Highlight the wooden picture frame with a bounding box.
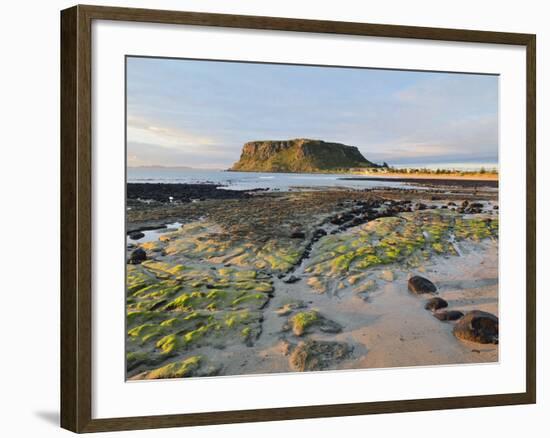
[60,4,536,433]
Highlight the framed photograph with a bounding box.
[60,5,536,433]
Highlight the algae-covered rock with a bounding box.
[126,256,273,376]
[140,356,220,379]
[453,310,499,344]
[307,277,326,293]
[289,340,352,371]
[126,350,173,372]
[157,220,305,274]
[140,240,165,253]
[286,310,342,336]
[304,210,497,286]
[126,265,154,293]
[289,310,318,336]
[276,300,306,317]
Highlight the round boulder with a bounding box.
[313,229,327,239]
[433,310,464,321]
[129,247,147,264]
[453,310,498,344]
[425,297,448,311]
[408,275,437,294]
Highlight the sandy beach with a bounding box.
[125,179,498,379]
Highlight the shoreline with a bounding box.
[339,176,498,188]
[223,168,498,178]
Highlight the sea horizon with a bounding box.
[128,161,499,172]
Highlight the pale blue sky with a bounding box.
[126,56,498,169]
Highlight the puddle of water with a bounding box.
[127,222,182,245]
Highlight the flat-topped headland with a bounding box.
[229,138,382,173]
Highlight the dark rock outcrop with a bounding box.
[127,183,250,203]
[312,229,327,241]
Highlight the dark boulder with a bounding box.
[330,213,354,225]
[425,297,448,311]
[433,310,464,321]
[283,275,301,284]
[453,310,499,344]
[408,275,437,294]
[128,231,145,240]
[129,248,147,264]
[349,217,366,227]
[466,203,483,214]
[312,229,327,240]
[290,230,306,239]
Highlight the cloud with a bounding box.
[127,141,235,168]
[126,115,243,167]
[126,58,498,167]
[349,76,498,164]
[127,115,217,150]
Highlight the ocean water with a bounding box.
[127,167,418,191]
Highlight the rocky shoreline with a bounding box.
[126,182,499,379]
[128,182,251,203]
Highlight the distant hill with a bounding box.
[130,165,195,170]
[230,138,380,173]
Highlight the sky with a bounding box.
[126,56,498,169]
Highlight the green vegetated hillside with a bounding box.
[230,138,380,173]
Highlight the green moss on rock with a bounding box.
[305,210,498,286]
[291,311,320,336]
[141,356,220,379]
